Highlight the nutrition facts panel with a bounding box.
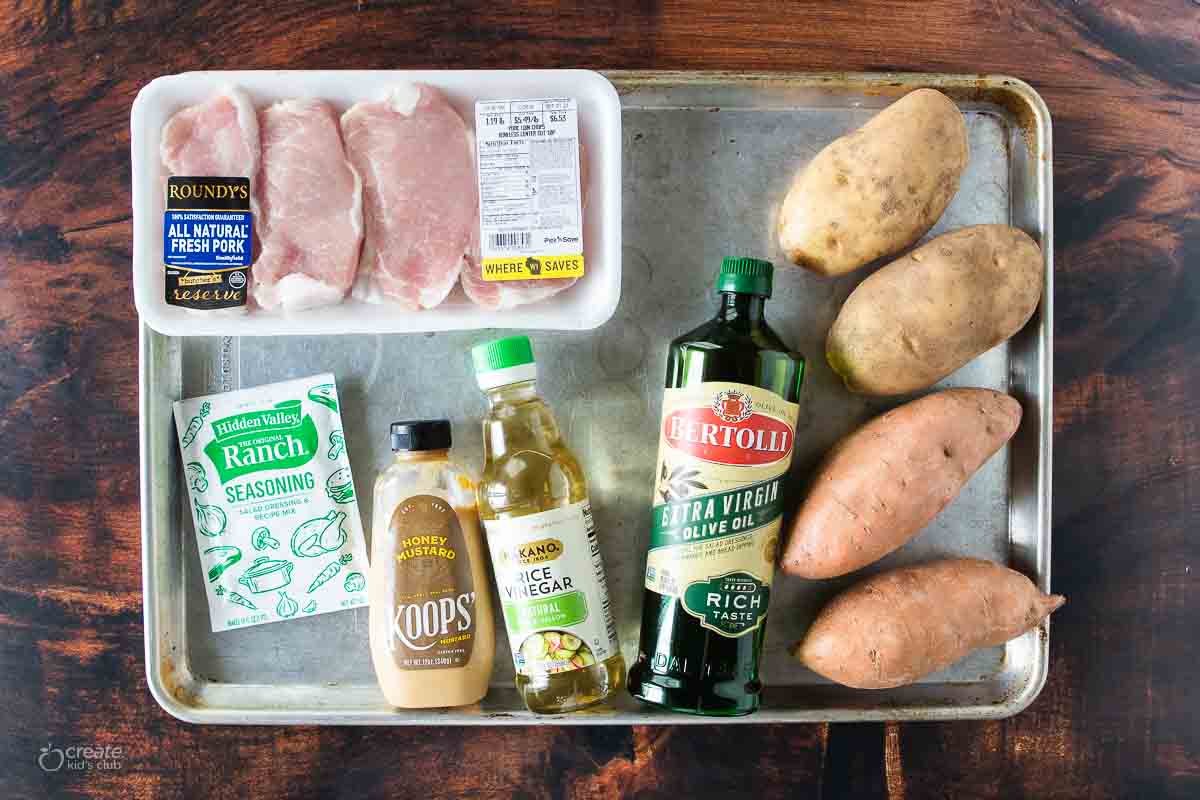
[474,98,585,281]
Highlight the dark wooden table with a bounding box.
[2,1,1197,797]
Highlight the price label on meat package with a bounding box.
[475,98,585,282]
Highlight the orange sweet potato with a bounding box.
[793,558,1064,689]
[781,388,1021,580]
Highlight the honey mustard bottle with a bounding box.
[368,420,495,708]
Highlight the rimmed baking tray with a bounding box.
[140,71,1052,724]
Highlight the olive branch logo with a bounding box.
[658,461,710,502]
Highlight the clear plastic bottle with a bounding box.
[471,335,625,714]
[368,420,495,709]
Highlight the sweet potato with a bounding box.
[793,558,1064,689]
[826,224,1044,396]
[780,388,1022,579]
[777,88,968,276]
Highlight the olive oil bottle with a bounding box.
[472,336,625,714]
[628,258,805,716]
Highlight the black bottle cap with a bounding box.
[390,419,452,452]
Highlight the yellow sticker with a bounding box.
[177,273,224,286]
[481,255,585,282]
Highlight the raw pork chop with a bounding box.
[161,88,259,186]
[252,99,363,312]
[460,142,588,310]
[341,84,475,310]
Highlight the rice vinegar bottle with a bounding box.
[471,335,625,714]
[628,257,806,716]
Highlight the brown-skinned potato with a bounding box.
[781,388,1021,580]
[777,88,968,276]
[826,224,1044,396]
[793,558,1064,689]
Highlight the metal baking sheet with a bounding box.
[140,72,1053,724]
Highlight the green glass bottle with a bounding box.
[628,257,805,716]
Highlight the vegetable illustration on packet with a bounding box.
[174,374,369,632]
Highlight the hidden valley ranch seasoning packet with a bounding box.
[173,374,369,632]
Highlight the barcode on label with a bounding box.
[489,231,532,250]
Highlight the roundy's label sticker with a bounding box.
[645,381,799,638]
[163,176,254,310]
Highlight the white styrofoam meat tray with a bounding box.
[131,69,622,336]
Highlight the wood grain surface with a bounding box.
[2,1,1198,798]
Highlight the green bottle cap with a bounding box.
[716,257,774,297]
[471,335,537,390]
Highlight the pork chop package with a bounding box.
[173,374,370,632]
[132,70,622,335]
